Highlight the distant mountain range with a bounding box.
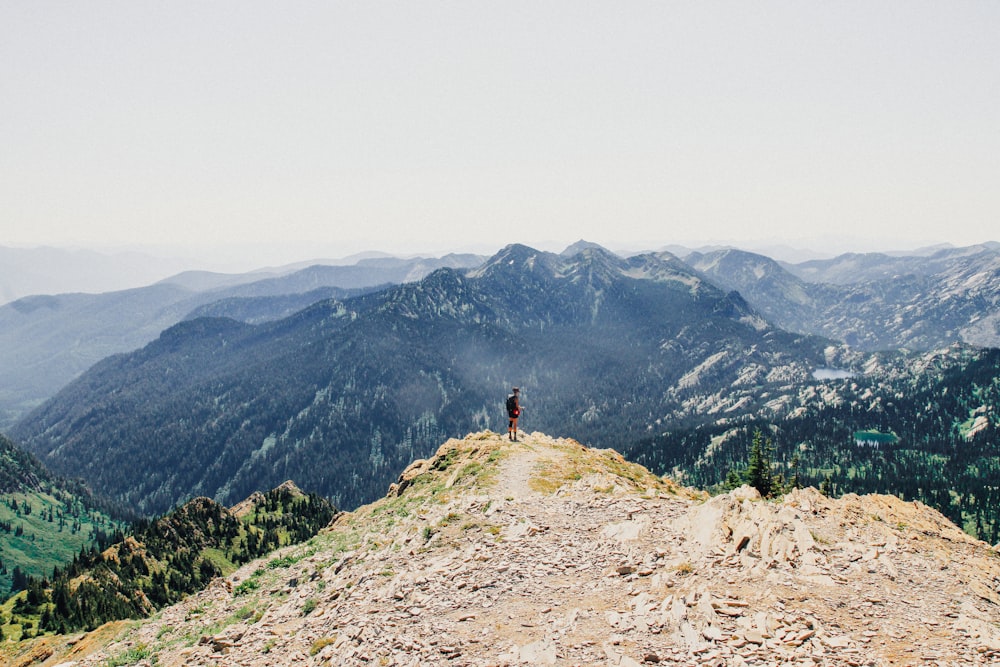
[687,242,1000,350]
[0,253,485,429]
[4,242,998,432]
[0,246,198,305]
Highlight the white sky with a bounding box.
[2,2,998,269]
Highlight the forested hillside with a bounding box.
[1,483,335,640]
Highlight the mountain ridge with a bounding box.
[9,431,998,666]
[10,243,999,544]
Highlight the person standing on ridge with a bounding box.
[506,387,521,441]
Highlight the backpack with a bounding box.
[506,394,519,416]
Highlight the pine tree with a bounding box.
[820,474,835,497]
[11,565,28,592]
[723,467,744,491]
[746,429,776,498]
[789,453,802,490]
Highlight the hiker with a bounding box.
[506,387,521,441]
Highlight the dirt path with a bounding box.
[490,433,543,502]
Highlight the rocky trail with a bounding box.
[10,432,1000,667]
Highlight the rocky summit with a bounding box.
[15,432,1000,667]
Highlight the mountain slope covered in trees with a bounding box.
[0,434,124,599]
[1,482,335,641]
[12,244,836,516]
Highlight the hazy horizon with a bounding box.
[3,232,995,300]
[3,3,997,262]
[4,233,992,277]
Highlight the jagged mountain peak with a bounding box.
[469,243,631,290]
[42,431,1000,666]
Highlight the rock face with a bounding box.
[20,432,1000,666]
